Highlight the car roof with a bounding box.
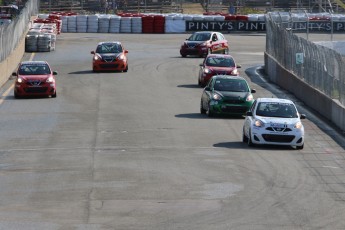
[256,98,294,104]
[211,75,246,81]
[20,61,48,65]
[206,54,235,59]
[98,41,122,45]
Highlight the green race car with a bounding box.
[200,75,256,117]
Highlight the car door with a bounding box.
[210,32,221,54]
[216,32,229,54]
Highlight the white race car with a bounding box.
[242,98,306,149]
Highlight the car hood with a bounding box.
[256,116,301,125]
[18,75,51,81]
[209,66,236,72]
[216,91,248,99]
[184,41,205,47]
[98,53,121,58]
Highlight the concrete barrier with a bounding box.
[0,33,26,87]
[265,52,345,133]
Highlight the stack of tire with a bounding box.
[142,15,154,33]
[153,15,165,33]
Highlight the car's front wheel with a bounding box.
[242,127,248,143]
[51,92,57,98]
[123,65,128,72]
[247,129,254,146]
[223,48,229,54]
[200,100,206,114]
[296,144,304,150]
[206,102,213,117]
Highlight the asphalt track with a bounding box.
[0,33,345,230]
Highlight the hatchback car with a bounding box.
[91,41,128,72]
[180,31,229,58]
[12,61,57,98]
[198,54,241,87]
[242,98,306,149]
[200,75,256,117]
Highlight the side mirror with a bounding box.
[300,114,306,119]
[124,50,128,54]
[246,111,253,116]
[12,72,17,76]
[237,64,242,68]
[199,63,203,66]
[53,71,58,75]
[204,86,211,91]
[251,89,256,93]
[91,51,95,54]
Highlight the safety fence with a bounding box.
[266,12,345,106]
[0,0,38,62]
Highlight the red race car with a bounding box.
[91,41,128,72]
[12,61,57,98]
[198,54,241,87]
[180,31,229,58]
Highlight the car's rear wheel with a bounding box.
[200,100,206,114]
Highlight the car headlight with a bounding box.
[254,119,264,127]
[46,76,54,83]
[199,42,207,47]
[246,94,253,101]
[204,68,212,74]
[17,77,23,83]
[93,54,101,61]
[117,54,125,60]
[212,93,222,100]
[231,69,238,75]
[294,121,303,129]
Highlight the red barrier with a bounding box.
[142,15,154,33]
[153,15,165,33]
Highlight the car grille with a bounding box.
[100,64,119,68]
[102,57,116,62]
[262,134,295,143]
[223,99,245,104]
[24,87,48,93]
[26,80,42,86]
[266,127,292,132]
[221,106,248,113]
[214,71,230,75]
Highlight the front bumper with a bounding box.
[180,47,208,57]
[93,60,127,71]
[209,100,252,115]
[250,128,304,146]
[15,83,56,97]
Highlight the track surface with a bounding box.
[0,33,345,230]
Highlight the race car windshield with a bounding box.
[18,64,51,75]
[96,44,122,53]
[188,33,211,41]
[213,79,249,92]
[256,102,298,118]
[206,57,235,67]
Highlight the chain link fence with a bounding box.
[266,12,345,105]
[0,0,39,62]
